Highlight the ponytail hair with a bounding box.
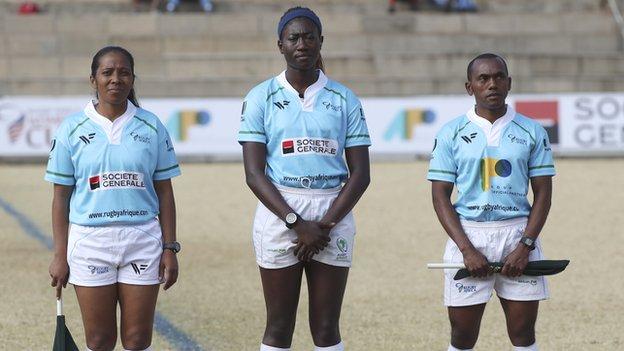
[316,54,324,72]
[90,46,140,107]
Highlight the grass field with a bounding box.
[1,160,623,350]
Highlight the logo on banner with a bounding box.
[571,96,624,148]
[281,138,338,156]
[515,100,559,144]
[480,158,512,191]
[0,104,26,143]
[384,108,436,141]
[88,172,146,191]
[166,109,211,141]
[0,103,68,149]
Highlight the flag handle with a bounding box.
[427,263,466,269]
[56,287,63,316]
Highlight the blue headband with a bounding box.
[277,8,322,38]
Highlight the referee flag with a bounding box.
[53,289,79,351]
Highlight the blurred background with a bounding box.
[1,0,623,160]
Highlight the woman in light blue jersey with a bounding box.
[47,46,181,351]
[238,7,371,351]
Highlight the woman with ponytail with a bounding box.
[238,7,371,351]
[47,46,181,351]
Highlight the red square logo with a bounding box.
[515,100,559,144]
[89,176,100,190]
[282,140,294,154]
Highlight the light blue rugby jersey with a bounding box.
[427,106,555,222]
[45,101,181,226]
[238,70,371,189]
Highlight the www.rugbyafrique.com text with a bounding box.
[283,174,341,183]
[88,209,149,219]
[467,204,520,212]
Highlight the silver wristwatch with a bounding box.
[284,212,299,229]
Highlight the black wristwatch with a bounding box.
[519,236,536,251]
[284,212,300,229]
[163,241,181,253]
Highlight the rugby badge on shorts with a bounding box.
[336,236,349,261]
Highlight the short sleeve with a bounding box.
[427,128,456,183]
[528,126,556,178]
[237,89,266,144]
[44,126,75,186]
[345,93,371,148]
[153,119,181,180]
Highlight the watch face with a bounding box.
[165,242,180,253]
[286,213,297,224]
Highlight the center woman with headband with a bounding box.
[238,7,371,351]
[47,46,181,351]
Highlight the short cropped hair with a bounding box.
[467,53,508,80]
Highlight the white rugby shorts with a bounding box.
[252,185,356,269]
[443,217,549,307]
[67,218,163,286]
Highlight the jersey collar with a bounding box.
[276,69,328,112]
[84,100,137,145]
[466,105,516,147]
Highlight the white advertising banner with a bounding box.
[1,93,622,159]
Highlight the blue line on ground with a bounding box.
[155,312,205,351]
[0,196,53,250]
[0,195,205,351]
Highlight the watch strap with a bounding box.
[519,236,536,251]
[163,241,181,253]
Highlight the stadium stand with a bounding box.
[0,0,622,97]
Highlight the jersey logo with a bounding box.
[480,158,512,191]
[543,138,551,151]
[461,133,477,144]
[130,131,152,144]
[240,101,247,121]
[274,100,290,110]
[88,172,146,191]
[281,138,338,157]
[282,140,294,154]
[322,101,342,112]
[79,133,95,144]
[507,133,527,146]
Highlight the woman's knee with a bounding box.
[121,327,152,350]
[86,330,117,351]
